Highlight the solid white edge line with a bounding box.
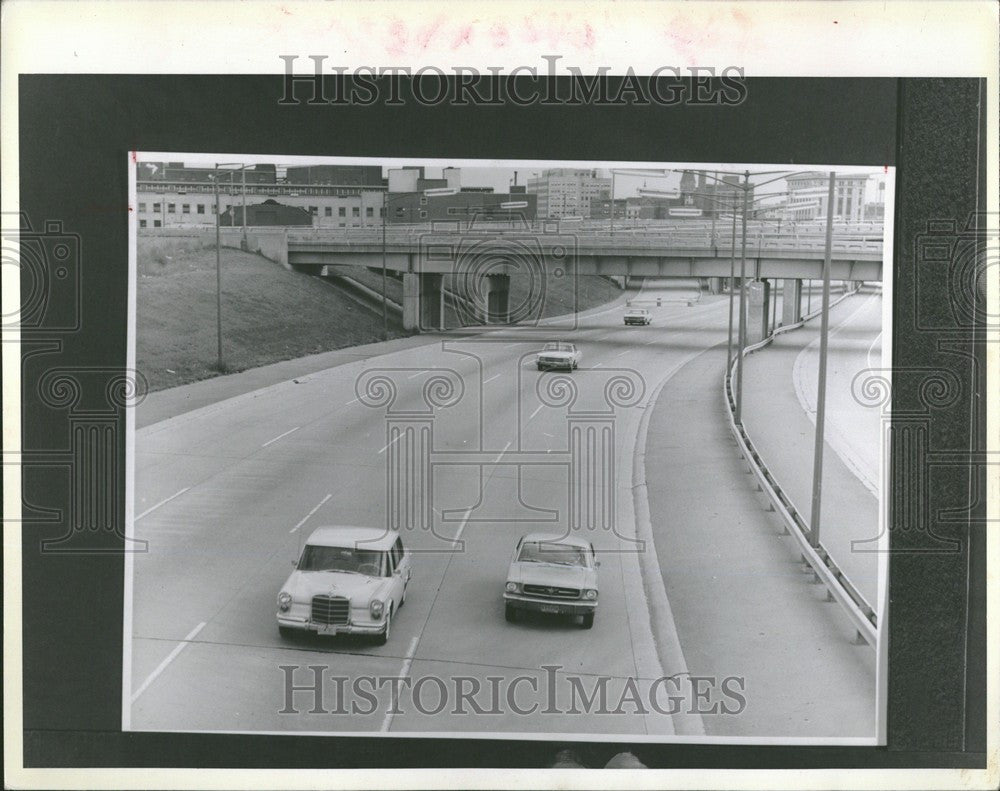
[261,425,300,447]
[130,621,206,704]
[135,487,190,521]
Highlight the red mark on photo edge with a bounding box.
[130,151,137,163]
[884,165,888,174]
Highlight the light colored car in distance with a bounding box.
[277,525,411,645]
[624,307,652,325]
[503,532,599,628]
[535,341,581,371]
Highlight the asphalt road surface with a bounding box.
[127,279,879,739]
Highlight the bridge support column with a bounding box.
[402,273,444,332]
[707,277,722,295]
[483,273,511,324]
[781,279,803,325]
[746,279,770,344]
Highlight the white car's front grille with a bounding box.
[311,595,350,624]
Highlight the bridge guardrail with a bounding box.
[723,283,878,648]
[288,230,883,256]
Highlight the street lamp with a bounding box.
[211,162,252,372]
[381,187,459,340]
[679,169,800,425]
[809,171,837,549]
[689,168,840,549]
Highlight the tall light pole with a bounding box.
[727,204,738,369]
[382,188,389,341]
[211,162,252,371]
[735,170,750,425]
[213,165,224,371]
[809,171,837,548]
[610,170,616,237]
[681,168,813,420]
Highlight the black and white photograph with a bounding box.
[125,156,892,742]
[4,1,996,788]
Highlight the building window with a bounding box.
[182,204,190,214]
[152,202,161,213]
[197,204,205,214]
[211,205,217,214]
[352,207,360,217]
[309,206,318,215]
[153,220,161,228]
[339,207,346,217]
[366,207,374,218]
[139,202,147,213]
[139,219,147,228]
[325,206,332,217]
[380,207,385,217]
[420,211,427,219]
[167,203,176,213]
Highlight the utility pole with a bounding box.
[735,171,750,425]
[726,202,737,370]
[214,165,224,371]
[382,190,389,341]
[241,166,247,248]
[809,171,837,548]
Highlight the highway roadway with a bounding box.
[128,279,732,736]
[126,278,881,739]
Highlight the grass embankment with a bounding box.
[137,237,406,392]
[138,236,626,393]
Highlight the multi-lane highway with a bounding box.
[126,278,881,739]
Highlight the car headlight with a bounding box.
[370,599,385,619]
[583,589,598,600]
[505,581,519,593]
[277,592,292,611]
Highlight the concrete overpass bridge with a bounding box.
[285,227,883,331]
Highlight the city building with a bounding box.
[690,172,753,218]
[526,169,612,218]
[384,188,537,225]
[219,200,313,227]
[589,197,628,220]
[136,163,389,229]
[284,165,383,186]
[784,172,868,223]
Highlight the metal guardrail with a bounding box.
[288,229,883,255]
[723,284,878,648]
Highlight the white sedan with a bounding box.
[535,341,580,371]
[276,525,411,645]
